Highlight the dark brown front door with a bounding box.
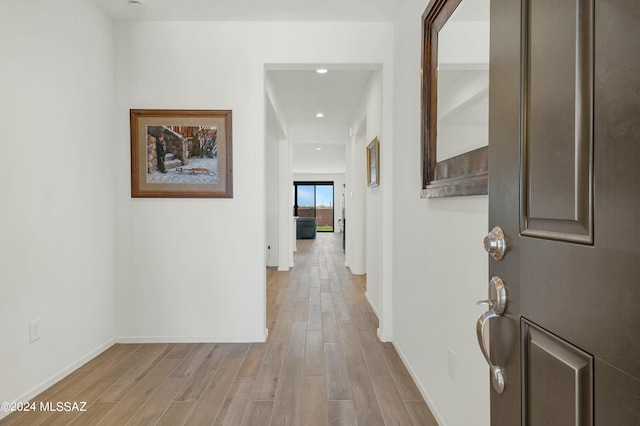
[487,0,640,424]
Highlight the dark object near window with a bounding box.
[296,218,317,239]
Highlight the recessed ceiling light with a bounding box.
[316,69,328,74]
[315,148,322,151]
[316,113,324,118]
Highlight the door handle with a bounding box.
[475,276,507,394]
[477,310,506,394]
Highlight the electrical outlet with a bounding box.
[29,319,41,343]
[447,347,456,380]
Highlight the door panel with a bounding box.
[488,0,640,424]
[594,360,640,425]
[521,241,640,379]
[522,320,593,426]
[522,0,593,242]
[594,0,640,255]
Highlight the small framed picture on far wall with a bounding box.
[366,137,380,187]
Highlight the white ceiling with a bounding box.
[268,69,372,128]
[267,69,375,174]
[90,0,402,22]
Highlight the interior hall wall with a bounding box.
[0,0,116,413]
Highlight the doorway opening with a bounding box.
[293,181,334,232]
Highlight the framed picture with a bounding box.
[366,137,380,187]
[130,109,232,198]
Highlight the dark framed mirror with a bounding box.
[421,0,490,197]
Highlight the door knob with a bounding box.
[484,226,506,260]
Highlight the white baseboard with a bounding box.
[365,291,380,318]
[0,338,115,421]
[376,327,392,343]
[393,341,447,426]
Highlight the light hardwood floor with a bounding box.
[1,233,438,425]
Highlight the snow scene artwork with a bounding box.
[130,109,233,198]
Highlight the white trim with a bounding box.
[0,338,115,421]
[393,341,447,426]
[376,327,391,343]
[365,292,392,342]
[365,291,380,318]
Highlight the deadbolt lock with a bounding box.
[484,226,507,260]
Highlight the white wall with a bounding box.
[345,128,367,275]
[265,133,280,267]
[113,21,394,342]
[266,93,287,268]
[0,0,116,413]
[349,71,392,339]
[392,1,490,425]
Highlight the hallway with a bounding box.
[262,233,437,425]
[1,234,436,426]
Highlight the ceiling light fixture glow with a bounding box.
[316,69,328,74]
[316,113,324,118]
[315,148,322,151]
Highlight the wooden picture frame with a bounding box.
[421,0,488,198]
[130,109,232,198]
[366,137,380,187]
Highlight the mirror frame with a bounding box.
[421,0,488,198]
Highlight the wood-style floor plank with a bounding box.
[286,321,307,358]
[327,400,358,426]
[183,357,243,425]
[338,322,361,359]
[371,376,415,426]
[299,376,328,426]
[175,344,229,402]
[242,401,274,426]
[324,343,351,401]
[307,304,323,332]
[358,329,391,377]
[322,311,340,343]
[169,343,216,380]
[40,378,116,426]
[405,401,440,426]
[0,234,437,426]
[252,342,286,401]
[212,377,255,426]
[380,343,424,402]
[127,377,186,425]
[165,343,196,360]
[155,401,195,426]
[345,357,386,426]
[270,357,304,426]
[303,331,325,377]
[97,358,180,425]
[69,402,116,426]
[237,342,268,378]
